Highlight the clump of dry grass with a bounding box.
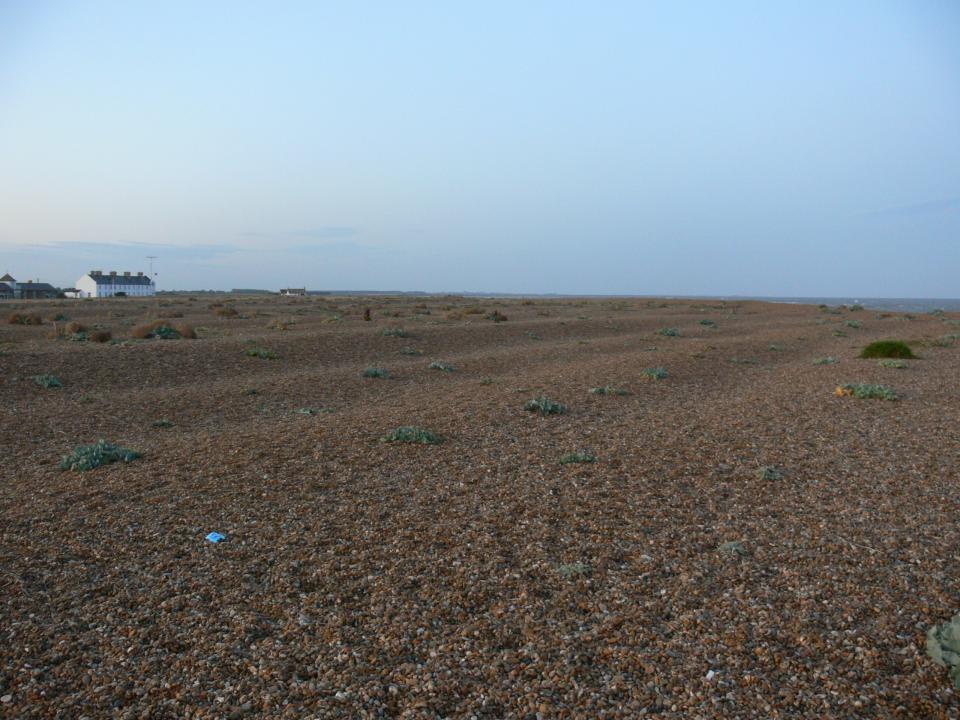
[8,312,43,325]
[131,319,197,340]
[48,321,109,342]
[214,306,239,318]
[50,321,87,339]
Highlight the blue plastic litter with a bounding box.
[206,532,226,543]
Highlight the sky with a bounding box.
[1,1,958,296]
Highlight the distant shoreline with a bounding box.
[154,289,960,313]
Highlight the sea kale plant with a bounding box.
[524,397,567,415]
[60,440,141,472]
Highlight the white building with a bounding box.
[75,270,155,298]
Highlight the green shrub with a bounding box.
[399,346,422,356]
[812,357,838,365]
[245,348,277,359]
[363,367,390,379]
[836,383,897,400]
[383,426,442,444]
[60,440,141,472]
[525,331,541,340]
[589,386,628,396]
[767,343,785,351]
[849,304,864,311]
[487,310,508,322]
[560,451,595,465]
[844,320,862,329]
[699,319,716,326]
[859,340,914,359]
[730,357,759,365]
[382,327,408,337]
[151,419,175,428]
[428,361,455,372]
[879,359,907,369]
[657,327,680,337]
[641,367,668,380]
[33,374,63,389]
[832,330,847,337]
[524,397,567,415]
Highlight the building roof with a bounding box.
[18,282,57,291]
[86,273,153,285]
[0,273,14,282]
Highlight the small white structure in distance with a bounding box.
[75,270,155,298]
[279,287,306,296]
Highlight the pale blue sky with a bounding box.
[1,1,958,295]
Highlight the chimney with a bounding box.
[110,271,117,276]
[123,271,131,276]
[137,271,143,276]
[91,270,101,276]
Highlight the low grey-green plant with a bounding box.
[844,320,862,329]
[151,419,174,428]
[399,346,422,356]
[383,426,442,444]
[60,440,141,472]
[556,561,590,579]
[524,397,567,415]
[363,367,390,379]
[718,540,748,557]
[589,386,628,396]
[832,330,847,337]
[927,613,960,689]
[297,407,335,415]
[641,367,668,380]
[879,359,907,369]
[382,327,408,337]
[699,319,716,326]
[245,348,277,359]
[33,374,63,389]
[756,466,784,481]
[812,356,838,365]
[479,376,493,385]
[768,343,785,351]
[657,327,680,337]
[560,451,595,465]
[525,331,541,340]
[428,361,454,372]
[837,383,897,400]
